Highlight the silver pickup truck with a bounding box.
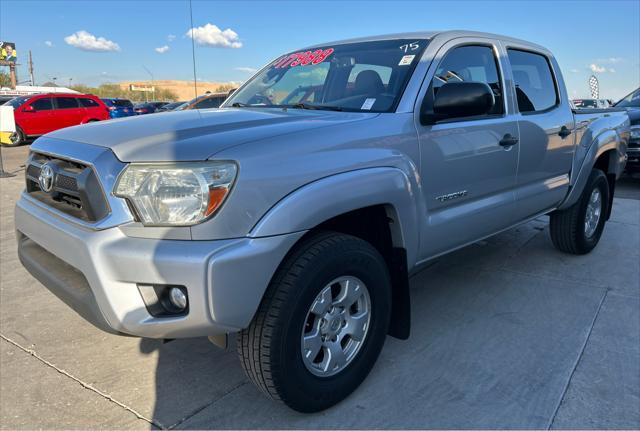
[16,31,629,412]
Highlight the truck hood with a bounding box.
[45,108,377,162]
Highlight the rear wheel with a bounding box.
[237,231,391,412]
[550,169,609,254]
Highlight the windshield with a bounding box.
[225,39,428,112]
[3,96,30,109]
[614,88,640,108]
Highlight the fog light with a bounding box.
[169,287,188,310]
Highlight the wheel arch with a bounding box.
[250,167,421,340]
[559,128,625,212]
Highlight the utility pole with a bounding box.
[28,50,34,86]
[142,65,155,101]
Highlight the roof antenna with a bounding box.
[189,0,198,98]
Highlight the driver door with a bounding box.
[21,97,54,135]
[414,39,520,259]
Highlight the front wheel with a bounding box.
[550,169,609,254]
[237,232,391,412]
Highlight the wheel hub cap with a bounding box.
[584,188,602,238]
[301,276,371,377]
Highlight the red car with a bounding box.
[4,93,109,146]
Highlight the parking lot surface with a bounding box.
[1,145,638,429]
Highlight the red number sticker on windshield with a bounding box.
[273,48,334,68]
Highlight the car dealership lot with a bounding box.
[0,145,638,429]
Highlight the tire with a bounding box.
[237,231,391,412]
[6,127,25,147]
[550,169,609,254]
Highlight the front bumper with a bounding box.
[16,195,304,338]
[625,146,640,171]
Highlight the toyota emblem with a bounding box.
[38,163,55,193]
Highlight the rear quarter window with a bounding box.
[55,97,80,109]
[507,49,559,113]
[79,98,100,108]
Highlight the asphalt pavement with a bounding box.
[1,145,638,429]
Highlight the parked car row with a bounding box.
[1,91,234,146]
[3,93,109,146]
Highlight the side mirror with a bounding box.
[23,105,36,113]
[422,82,495,124]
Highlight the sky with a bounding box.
[1,0,639,100]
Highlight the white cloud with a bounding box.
[44,40,53,47]
[235,67,257,73]
[589,64,606,73]
[570,68,580,73]
[186,23,242,48]
[64,30,120,52]
[155,45,170,54]
[596,57,624,64]
[167,34,176,42]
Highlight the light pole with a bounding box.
[142,65,155,102]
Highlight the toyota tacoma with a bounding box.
[16,31,629,412]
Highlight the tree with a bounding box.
[0,72,12,88]
[213,83,236,93]
[69,83,178,102]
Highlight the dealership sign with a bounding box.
[129,84,155,92]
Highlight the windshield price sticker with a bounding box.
[398,55,415,66]
[273,48,335,69]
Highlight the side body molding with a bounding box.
[250,167,422,268]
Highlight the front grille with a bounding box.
[25,152,110,222]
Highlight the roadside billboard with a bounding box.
[0,42,17,63]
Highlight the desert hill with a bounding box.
[117,80,240,101]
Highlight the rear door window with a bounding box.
[79,98,100,108]
[30,98,53,110]
[55,97,80,109]
[507,49,559,113]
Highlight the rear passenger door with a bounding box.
[78,97,103,119]
[504,47,575,222]
[52,97,84,130]
[414,39,520,259]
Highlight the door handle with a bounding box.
[499,134,519,147]
[558,126,572,138]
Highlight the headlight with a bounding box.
[114,161,237,226]
[631,127,640,140]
